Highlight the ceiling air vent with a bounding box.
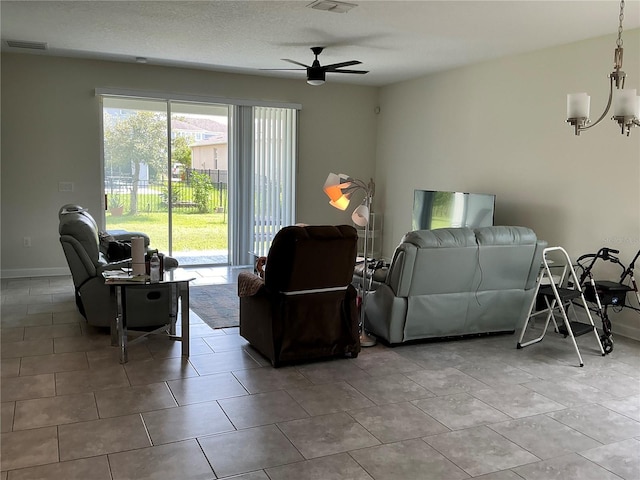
[307,0,357,14]
[5,40,48,50]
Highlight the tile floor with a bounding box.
[1,267,639,479]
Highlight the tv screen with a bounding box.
[412,190,495,230]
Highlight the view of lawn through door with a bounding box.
[102,97,230,266]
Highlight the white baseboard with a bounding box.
[615,321,640,342]
[1,267,70,279]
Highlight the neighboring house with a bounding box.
[104,115,229,185]
[181,117,228,138]
[171,119,208,141]
[172,118,228,142]
[190,133,228,171]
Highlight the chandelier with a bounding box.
[566,0,640,136]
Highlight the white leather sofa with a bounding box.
[364,226,546,344]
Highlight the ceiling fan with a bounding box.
[266,46,369,85]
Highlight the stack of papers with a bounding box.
[102,270,149,283]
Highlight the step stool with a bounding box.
[517,246,605,367]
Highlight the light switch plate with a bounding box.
[58,181,74,192]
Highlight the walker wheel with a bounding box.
[600,334,614,355]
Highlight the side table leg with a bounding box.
[110,299,118,347]
[180,282,190,357]
[116,285,128,364]
[169,284,177,336]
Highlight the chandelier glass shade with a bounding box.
[566,0,640,136]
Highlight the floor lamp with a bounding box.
[323,173,377,347]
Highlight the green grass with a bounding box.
[106,212,228,251]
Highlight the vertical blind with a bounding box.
[252,106,297,256]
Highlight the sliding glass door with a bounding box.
[101,91,298,267]
[102,97,229,266]
[103,97,170,250]
[170,102,230,266]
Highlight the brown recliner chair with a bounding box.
[238,225,360,366]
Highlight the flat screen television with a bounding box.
[412,190,495,230]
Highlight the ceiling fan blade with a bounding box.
[330,69,369,74]
[282,59,310,68]
[260,68,306,71]
[323,60,361,71]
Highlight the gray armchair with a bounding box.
[58,204,178,328]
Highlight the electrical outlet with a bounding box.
[23,237,32,248]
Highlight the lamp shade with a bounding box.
[330,195,350,211]
[567,92,590,119]
[351,203,369,226]
[323,173,353,209]
[613,89,640,117]
[323,174,344,202]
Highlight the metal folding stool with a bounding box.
[517,246,605,367]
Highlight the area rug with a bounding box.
[189,283,239,329]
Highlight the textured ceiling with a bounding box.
[2,1,639,86]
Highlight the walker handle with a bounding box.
[600,248,619,263]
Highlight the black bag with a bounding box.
[107,240,132,262]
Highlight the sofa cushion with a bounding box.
[474,226,541,291]
[388,228,480,297]
[401,228,477,248]
[474,226,537,246]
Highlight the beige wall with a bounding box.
[1,54,378,276]
[375,29,640,339]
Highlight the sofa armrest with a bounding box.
[107,230,151,248]
[386,247,415,297]
[525,239,548,289]
[96,259,134,274]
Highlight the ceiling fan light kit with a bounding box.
[307,69,326,86]
[566,0,640,136]
[264,46,368,86]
